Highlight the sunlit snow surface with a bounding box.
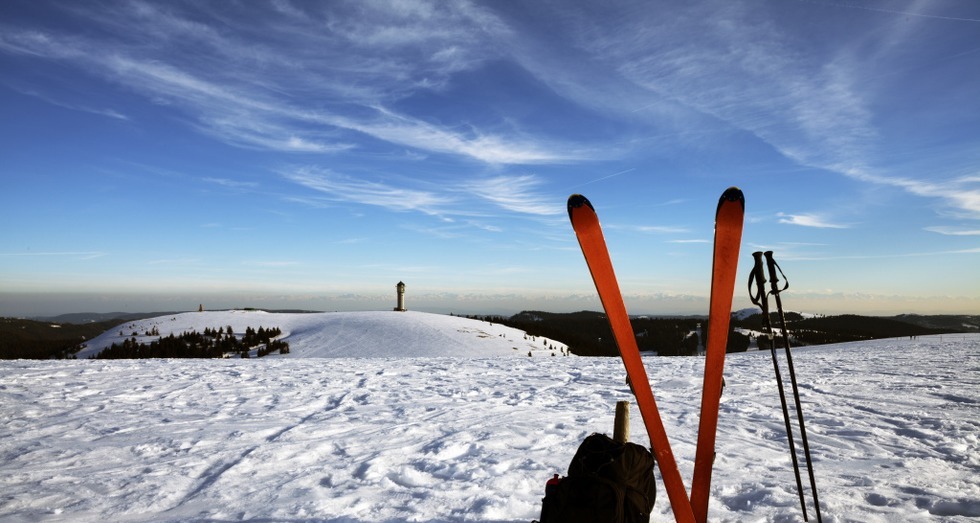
[1,312,978,522]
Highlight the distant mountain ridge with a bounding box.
[34,309,322,324]
[491,310,980,356]
[34,312,184,324]
[891,314,980,332]
[4,309,977,359]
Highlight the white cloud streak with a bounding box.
[281,167,453,215]
[282,167,565,222]
[841,168,980,219]
[0,251,107,260]
[0,2,579,165]
[924,226,980,236]
[5,1,978,221]
[777,212,850,229]
[331,107,578,165]
[460,175,564,216]
[796,0,980,23]
[6,86,129,120]
[632,225,691,234]
[202,178,259,189]
[779,247,980,261]
[504,1,979,221]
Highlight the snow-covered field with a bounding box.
[1,311,978,522]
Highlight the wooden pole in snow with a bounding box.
[613,400,630,444]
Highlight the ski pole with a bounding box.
[764,251,823,523]
[749,251,808,521]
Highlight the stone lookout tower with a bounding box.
[394,281,407,312]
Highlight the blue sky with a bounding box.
[2,0,979,317]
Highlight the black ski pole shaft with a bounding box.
[764,251,823,523]
[749,251,808,521]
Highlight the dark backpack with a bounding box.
[539,433,657,523]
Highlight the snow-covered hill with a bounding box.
[733,307,818,321]
[76,310,568,359]
[2,334,978,522]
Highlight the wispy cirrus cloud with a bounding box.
[332,107,579,165]
[241,260,301,267]
[282,167,565,222]
[607,223,691,234]
[0,2,579,165]
[6,85,129,120]
[778,246,980,261]
[202,178,259,189]
[668,239,710,244]
[846,170,980,220]
[924,226,980,236]
[778,212,849,229]
[606,2,879,176]
[797,0,980,23]
[281,166,453,215]
[460,175,564,216]
[634,225,691,234]
[512,1,978,221]
[0,251,107,260]
[196,115,356,154]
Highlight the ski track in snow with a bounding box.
[1,322,978,522]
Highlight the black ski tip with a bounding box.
[720,186,744,205]
[716,186,744,216]
[567,194,594,219]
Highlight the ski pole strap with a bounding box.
[748,251,768,309]
[764,251,789,294]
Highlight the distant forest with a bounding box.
[93,326,288,359]
[0,317,124,359]
[467,311,725,357]
[0,318,288,360]
[1,311,976,359]
[471,311,979,357]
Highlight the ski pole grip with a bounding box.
[764,250,789,292]
[749,251,767,306]
[764,251,782,291]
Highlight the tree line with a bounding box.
[478,309,964,357]
[92,326,289,359]
[475,311,748,357]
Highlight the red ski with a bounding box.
[690,187,745,523]
[568,194,696,523]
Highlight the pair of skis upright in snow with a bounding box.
[567,188,744,523]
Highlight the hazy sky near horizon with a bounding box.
[2,0,979,317]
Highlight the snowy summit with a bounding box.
[76,310,568,359]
